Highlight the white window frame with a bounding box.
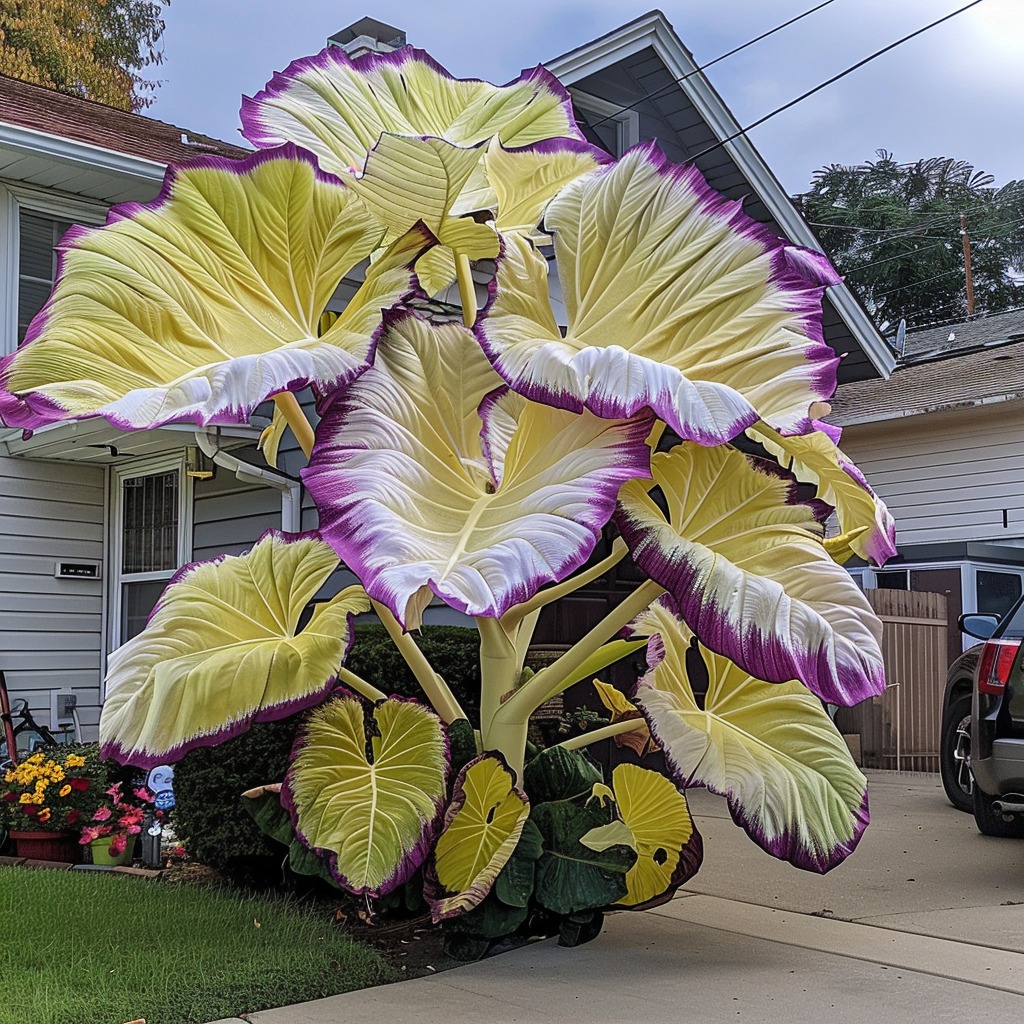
[571,90,640,157]
[107,453,194,659]
[0,181,106,356]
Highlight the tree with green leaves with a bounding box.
[0,0,168,111]
[798,151,1024,330]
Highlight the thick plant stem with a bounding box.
[502,540,628,629]
[336,667,387,703]
[497,578,664,723]
[456,253,477,327]
[556,719,648,751]
[273,392,315,459]
[477,617,520,743]
[370,599,466,724]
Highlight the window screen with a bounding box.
[122,472,180,574]
[18,210,73,343]
[977,570,1023,619]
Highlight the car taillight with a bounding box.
[977,638,1022,695]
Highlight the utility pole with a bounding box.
[960,213,975,315]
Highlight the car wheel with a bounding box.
[973,783,1024,837]
[940,692,974,813]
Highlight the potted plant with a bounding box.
[79,781,151,865]
[1,746,106,861]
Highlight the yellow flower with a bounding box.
[64,754,85,768]
[18,793,33,804]
[58,784,72,797]
[37,808,51,823]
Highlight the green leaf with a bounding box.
[445,891,529,941]
[493,818,542,909]
[558,909,605,948]
[240,783,340,889]
[531,799,635,916]
[523,746,603,803]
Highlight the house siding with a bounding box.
[840,401,1024,548]
[0,456,105,737]
[192,449,286,562]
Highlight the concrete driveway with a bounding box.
[220,772,1024,1024]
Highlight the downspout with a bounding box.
[194,429,302,534]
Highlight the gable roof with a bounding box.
[545,10,893,385]
[830,308,1024,426]
[0,73,247,203]
[900,306,1024,363]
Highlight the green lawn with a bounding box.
[0,868,397,1024]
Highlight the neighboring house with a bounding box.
[0,11,892,740]
[830,306,1024,665]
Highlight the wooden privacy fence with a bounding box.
[834,589,949,773]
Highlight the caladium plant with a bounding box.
[0,44,895,950]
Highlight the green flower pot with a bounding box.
[89,836,137,866]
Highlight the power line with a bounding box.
[588,0,839,131]
[688,1,986,165]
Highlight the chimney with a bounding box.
[328,17,407,59]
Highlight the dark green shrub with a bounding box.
[347,624,482,724]
[172,719,297,888]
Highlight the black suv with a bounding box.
[940,598,1024,837]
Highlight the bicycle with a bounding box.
[0,670,62,772]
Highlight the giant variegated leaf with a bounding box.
[284,694,449,896]
[303,314,652,628]
[581,763,702,908]
[749,422,897,566]
[617,442,884,706]
[100,532,368,769]
[478,143,840,445]
[425,753,530,921]
[241,46,583,181]
[0,147,424,432]
[351,134,499,264]
[632,602,869,873]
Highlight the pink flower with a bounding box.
[109,834,127,856]
[92,806,112,822]
[79,826,103,844]
[134,787,153,802]
[105,783,123,799]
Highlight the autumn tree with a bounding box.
[0,0,168,111]
[798,151,1024,329]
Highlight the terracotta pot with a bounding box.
[9,829,81,863]
[88,836,137,867]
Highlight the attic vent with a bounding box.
[328,18,406,58]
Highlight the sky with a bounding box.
[142,0,1023,195]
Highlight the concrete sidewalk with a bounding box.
[211,772,1024,1023]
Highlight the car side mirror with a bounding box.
[958,613,1000,640]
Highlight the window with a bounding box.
[0,184,105,356]
[874,570,909,591]
[977,570,1023,619]
[111,461,192,647]
[17,210,73,342]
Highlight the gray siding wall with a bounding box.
[192,444,285,561]
[841,402,1024,548]
[0,455,105,738]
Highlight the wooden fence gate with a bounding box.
[834,590,949,773]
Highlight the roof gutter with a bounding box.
[194,429,302,534]
[0,123,166,183]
